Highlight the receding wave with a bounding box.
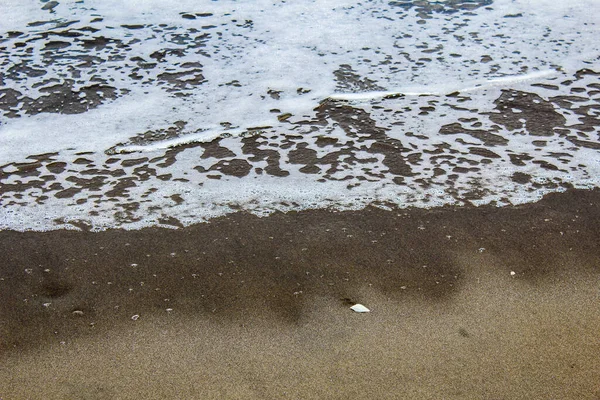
[0,0,599,231]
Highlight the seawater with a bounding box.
[1,0,599,231]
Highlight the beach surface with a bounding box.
[1,1,600,398]
[1,188,599,399]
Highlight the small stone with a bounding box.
[510,271,516,276]
[72,310,84,316]
[350,304,370,313]
[42,1,59,11]
[131,314,140,321]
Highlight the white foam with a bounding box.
[0,0,599,231]
[329,70,560,101]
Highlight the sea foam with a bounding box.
[0,0,599,230]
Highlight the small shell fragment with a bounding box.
[350,304,370,313]
[131,314,140,321]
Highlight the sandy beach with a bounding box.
[1,1,599,398]
[0,188,598,399]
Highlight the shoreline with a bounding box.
[1,188,599,399]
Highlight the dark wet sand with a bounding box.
[1,189,599,399]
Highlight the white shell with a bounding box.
[350,304,370,313]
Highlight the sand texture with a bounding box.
[0,189,599,399]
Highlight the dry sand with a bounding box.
[0,189,599,399]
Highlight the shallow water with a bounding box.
[1,0,599,230]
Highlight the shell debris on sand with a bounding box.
[350,304,370,313]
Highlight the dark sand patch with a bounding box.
[0,189,599,399]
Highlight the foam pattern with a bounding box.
[1,0,599,230]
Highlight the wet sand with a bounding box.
[0,189,599,399]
